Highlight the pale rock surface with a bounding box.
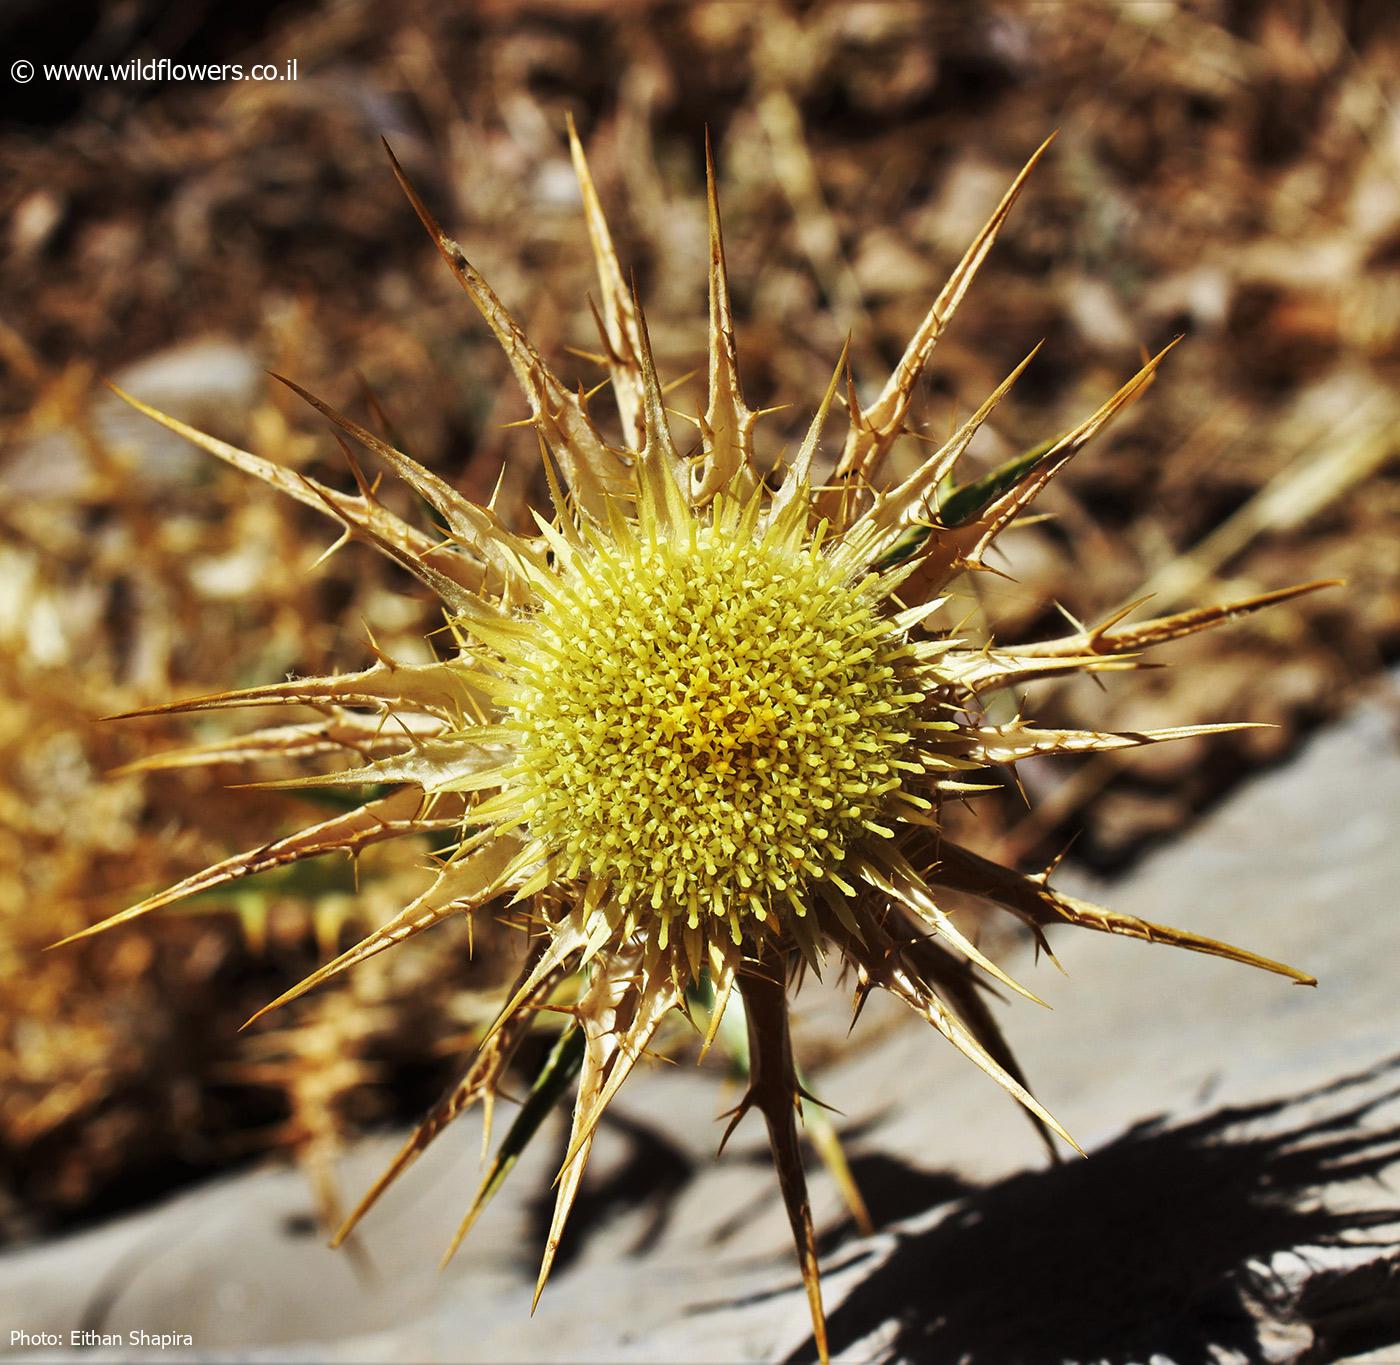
[2,676,1397,1363]
[0,340,260,498]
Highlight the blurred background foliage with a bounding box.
[0,0,1396,1242]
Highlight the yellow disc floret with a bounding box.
[510,514,923,945]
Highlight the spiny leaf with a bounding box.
[247,733,512,796]
[734,953,829,1364]
[440,1024,585,1266]
[243,834,524,1027]
[857,847,1047,1007]
[960,341,1179,563]
[107,658,497,726]
[1016,579,1344,659]
[825,132,1057,500]
[382,139,631,522]
[534,945,676,1309]
[52,789,452,948]
[629,279,690,499]
[694,127,758,504]
[903,933,1060,1160]
[770,340,848,521]
[859,343,1043,556]
[954,720,1266,767]
[106,382,491,598]
[897,341,1177,599]
[113,711,445,775]
[556,957,682,1173]
[273,373,542,604]
[839,904,1081,1156]
[567,112,646,450]
[932,840,1316,985]
[695,973,872,1236]
[336,942,570,1248]
[941,649,1142,697]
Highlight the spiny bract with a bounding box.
[79,124,1324,1361]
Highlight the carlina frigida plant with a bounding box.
[68,121,1330,1361]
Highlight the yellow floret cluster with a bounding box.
[509,527,924,940]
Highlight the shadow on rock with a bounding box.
[788,1057,1400,1365]
[526,1110,695,1274]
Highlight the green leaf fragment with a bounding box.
[936,438,1055,528]
[872,438,1057,572]
[453,1024,585,1249]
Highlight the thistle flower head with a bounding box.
[509,496,924,945]
[80,122,1326,1361]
